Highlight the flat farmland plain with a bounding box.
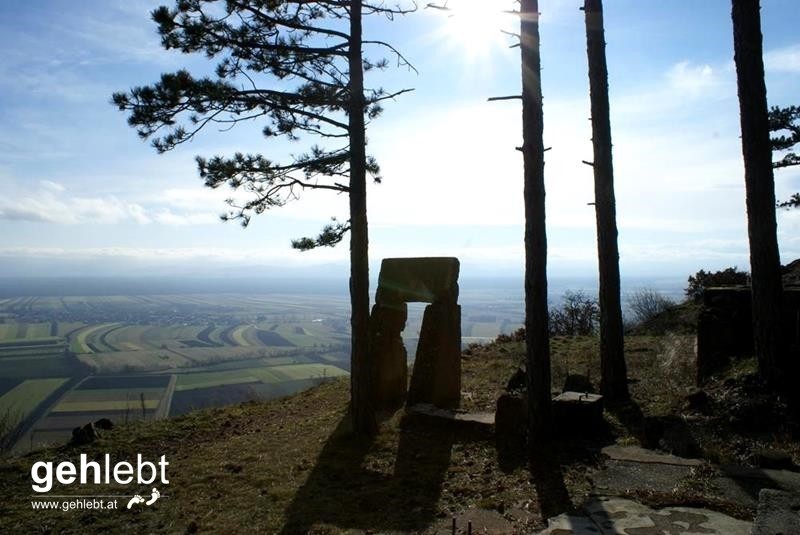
[0,285,524,452]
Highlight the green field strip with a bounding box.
[242,325,264,346]
[0,345,66,361]
[138,325,177,348]
[175,369,262,391]
[63,387,165,402]
[70,324,110,353]
[0,355,77,379]
[97,324,125,352]
[268,364,349,381]
[231,325,253,347]
[78,349,193,374]
[53,399,161,412]
[219,325,237,346]
[0,324,19,341]
[207,326,226,345]
[85,324,125,353]
[273,324,322,347]
[107,325,150,351]
[168,325,206,341]
[0,378,69,420]
[0,336,64,348]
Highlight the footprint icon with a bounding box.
[145,488,161,506]
[126,495,145,509]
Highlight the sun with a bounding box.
[433,0,516,62]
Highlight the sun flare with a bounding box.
[433,0,516,62]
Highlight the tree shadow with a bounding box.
[497,434,601,521]
[528,445,573,520]
[280,411,469,534]
[606,398,654,448]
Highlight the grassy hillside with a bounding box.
[1,333,797,533]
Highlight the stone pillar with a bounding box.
[368,303,408,412]
[407,302,461,409]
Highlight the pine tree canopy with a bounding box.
[113,0,414,238]
[769,105,800,208]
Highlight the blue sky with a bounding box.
[0,0,798,280]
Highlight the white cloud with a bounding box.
[765,44,800,74]
[40,180,65,192]
[152,210,218,226]
[667,61,720,94]
[0,183,219,226]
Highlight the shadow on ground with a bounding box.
[497,430,605,521]
[280,411,488,534]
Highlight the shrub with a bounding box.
[685,267,750,301]
[549,290,599,336]
[627,288,676,325]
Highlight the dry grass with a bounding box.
[1,332,797,533]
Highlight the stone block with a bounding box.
[495,392,527,439]
[696,287,800,383]
[375,257,459,305]
[407,302,461,409]
[368,303,408,412]
[552,391,604,436]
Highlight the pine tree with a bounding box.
[520,0,552,446]
[770,105,800,208]
[583,0,628,401]
[113,0,414,434]
[731,0,784,388]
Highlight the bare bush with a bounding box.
[549,290,599,336]
[627,288,676,325]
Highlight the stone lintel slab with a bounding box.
[375,257,459,305]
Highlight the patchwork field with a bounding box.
[174,363,348,392]
[0,378,68,420]
[0,288,524,452]
[26,375,173,451]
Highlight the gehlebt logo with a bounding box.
[29,454,169,512]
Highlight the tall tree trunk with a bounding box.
[731,0,784,388]
[348,0,376,434]
[584,0,628,401]
[520,0,552,446]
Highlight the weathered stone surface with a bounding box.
[407,403,494,429]
[407,302,461,409]
[696,287,800,383]
[495,392,527,439]
[712,465,800,509]
[562,374,594,394]
[552,391,604,436]
[94,417,114,430]
[696,286,753,383]
[375,257,459,305]
[71,423,99,445]
[539,497,752,534]
[752,489,800,535]
[368,303,408,412]
[600,445,702,467]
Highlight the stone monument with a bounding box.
[368,257,461,411]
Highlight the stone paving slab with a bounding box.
[601,445,703,467]
[538,497,752,534]
[711,464,800,509]
[592,459,694,495]
[752,489,800,535]
[407,403,495,426]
